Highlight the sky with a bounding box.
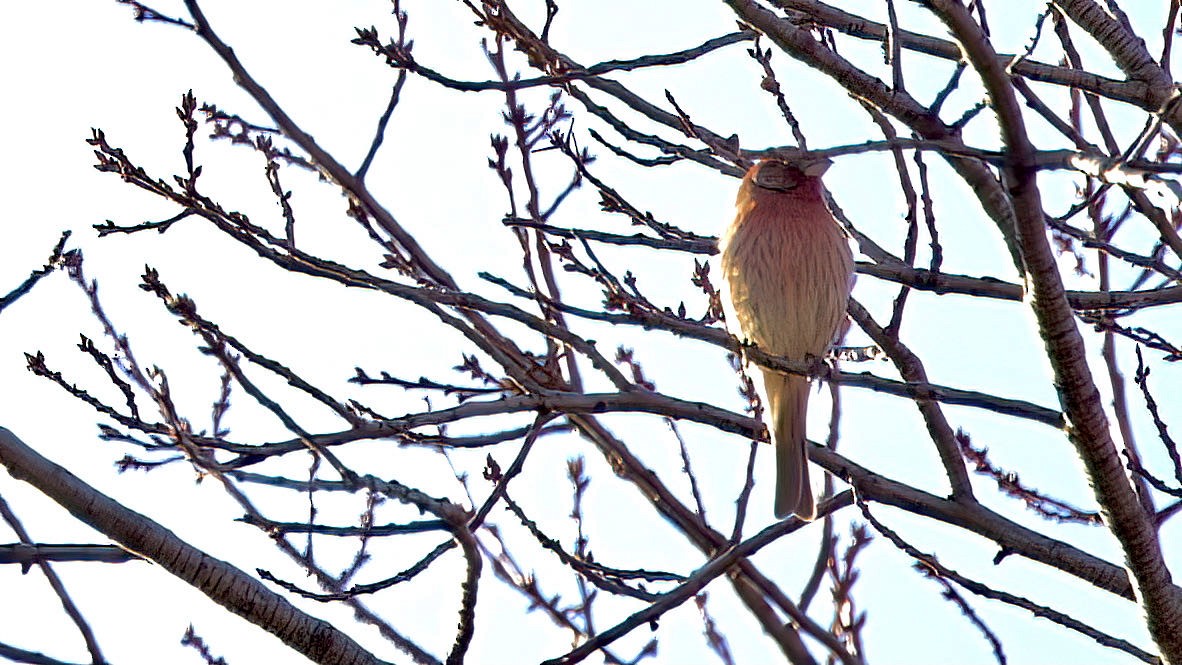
[1,1,1179,664]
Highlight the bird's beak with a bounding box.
[800,157,832,178]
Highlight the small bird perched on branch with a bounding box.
[720,158,855,520]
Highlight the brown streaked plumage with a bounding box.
[720,159,854,520]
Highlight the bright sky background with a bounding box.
[1,1,1179,664]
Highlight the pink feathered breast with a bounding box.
[719,170,853,361]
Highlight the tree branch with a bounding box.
[0,426,392,665]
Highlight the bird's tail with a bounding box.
[765,371,815,520]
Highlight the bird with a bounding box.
[719,157,854,520]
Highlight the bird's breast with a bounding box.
[720,197,853,359]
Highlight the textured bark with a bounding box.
[929,3,1182,662]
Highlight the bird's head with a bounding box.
[749,157,832,192]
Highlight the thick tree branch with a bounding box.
[929,3,1182,661]
[771,0,1182,131]
[0,427,391,665]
